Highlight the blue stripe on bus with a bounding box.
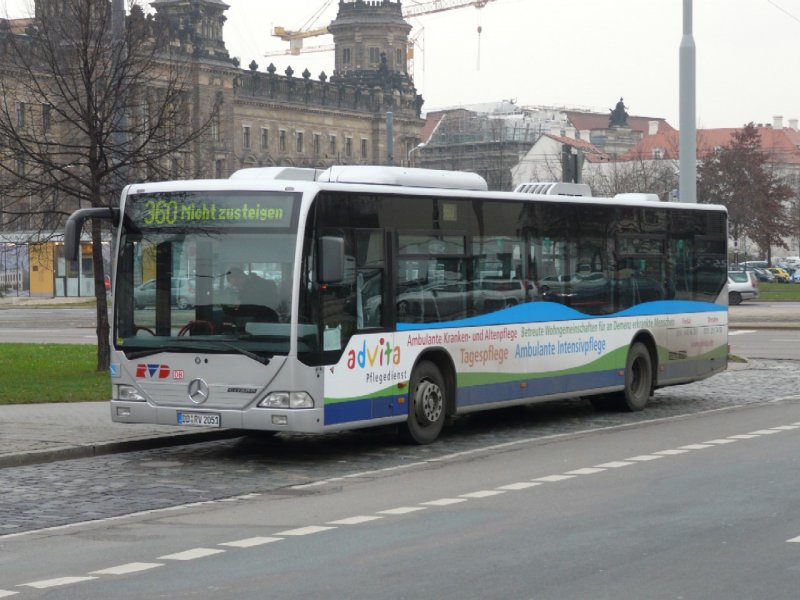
[325,395,409,426]
[325,370,623,425]
[457,369,622,407]
[396,300,725,331]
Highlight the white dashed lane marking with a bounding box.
[534,475,576,482]
[275,525,336,536]
[626,455,664,462]
[89,562,163,576]
[377,506,428,515]
[460,490,506,498]
[219,537,282,548]
[158,548,225,561]
[421,498,470,506]
[0,591,17,598]
[20,576,97,589]
[596,461,634,468]
[496,482,543,491]
[327,515,384,525]
[787,535,800,543]
[565,468,607,475]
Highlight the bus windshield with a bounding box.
[114,190,300,359]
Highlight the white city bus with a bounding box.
[65,166,728,444]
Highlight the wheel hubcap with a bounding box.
[415,380,443,424]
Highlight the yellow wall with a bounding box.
[28,243,55,296]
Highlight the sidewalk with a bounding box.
[0,402,238,468]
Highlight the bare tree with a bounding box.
[0,0,220,369]
[583,156,678,201]
[697,123,793,263]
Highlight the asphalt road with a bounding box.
[4,396,800,598]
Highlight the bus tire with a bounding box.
[592,342,652,412]
[401,361,446,445]
[618,342,653,411]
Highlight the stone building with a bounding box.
[156,0,425,178]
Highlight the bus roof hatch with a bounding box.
[318,166,488,191]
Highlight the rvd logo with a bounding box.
[136,363,171,379]
[346,338,400,370]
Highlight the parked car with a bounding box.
[739,260,769,269]
[751,268,776,283]
[133,277,196,309]
[792,269,800,284]
[727,271,759,305]
[768,266,791,283]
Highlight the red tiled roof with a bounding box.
[619,125,800,164]
[542,133,610,163]
[564,110,675,136]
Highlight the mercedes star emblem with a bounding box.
[187,378,210,405]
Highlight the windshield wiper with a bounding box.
[207,341,273,365]
[124,345,196,359]
[123,340,273,365]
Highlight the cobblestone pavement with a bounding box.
[1,359,798,536]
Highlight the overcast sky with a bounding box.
[4,0,799,128]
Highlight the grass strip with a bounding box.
[0,344,109,404]
[755,282,800,301]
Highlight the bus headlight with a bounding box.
[117,385,146,402]
[258,392,314,409]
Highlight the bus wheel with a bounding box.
[592,342,652,412]
[402,361,446,444]
[619,342,652,411]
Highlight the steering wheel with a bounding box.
[134,325,155,335]
[178,320,215,336]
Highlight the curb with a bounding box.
[0,429,242,470]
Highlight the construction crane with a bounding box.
[269,0,498,55]
[403,0,496,18]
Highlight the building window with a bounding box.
[342,48,351,65]
[261,127,268,150]
[345,136,353,158]
[16,102,25,128]
[211,112,220,142]
[314,133,321,156]
[361,138,368,159]
[329,134,337,156]
[279,130,287,152]
[396,48,403,67]
[42,104,51,133]
[296,131,304,154]
[652,148,664,160]
[369,47,380,64]
[215,159,224,178]
[242,125,251,149]
[16,152,24,176]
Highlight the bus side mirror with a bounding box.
[64,207,120,261]
[319,236,345,284]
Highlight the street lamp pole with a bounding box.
[407,143,425,167]
[679,0,697,203]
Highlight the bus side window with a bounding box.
[320,229,385,350]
